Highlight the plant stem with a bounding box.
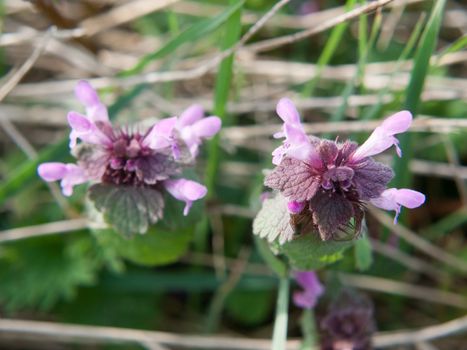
[300,308,318,349]
[272,275,290,350]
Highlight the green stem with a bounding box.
[272,275,290,350]
[300,308,318,349]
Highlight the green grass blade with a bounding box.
[123,1,245,76]
[361,13,427,121]
[202,1,243,331]
[301,0,356,97]
[392,0,447,189]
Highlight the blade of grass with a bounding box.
[361,13,427,121]
[392,0,447,190]
[200,0,243,331]
[434,34,467,66]
[301,0,356,97]
[122,1,245,76]
[194,0,244,251]
[327,4,381,135]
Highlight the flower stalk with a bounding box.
[272,274,290,350]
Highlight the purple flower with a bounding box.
[38,80,221,219]
[164,179,207,216]
[265,98,425,241]
[176,104,222,157]
[293,271,324,309]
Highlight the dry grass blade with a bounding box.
[0,318,301,350]
[80,0,181,36]
[368,207,467,273]
[340,273,467,308]
[244,0,395,53]
[0,219,88,243]
[374,314,467,347]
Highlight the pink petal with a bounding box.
[75,80,100,108]
[380,110,412,134]
[164,179,207,215]
[287,201,306,214]
[68,111,92,132]
[60,164,87,196]
[352,111,413,161]
[370,188,425,223]
[87,103,109,123]
[192,117,222,138]
[37,162,87,196]
[178,104,204,128]
[67,111,110,148]
[284,124,320,165]
[38,162,68,181]
[276,98,300,125]
[145,117,177,150]
[392,188,425,209]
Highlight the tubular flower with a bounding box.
[38,80,221,220]
[293,271,324,309]
[264,98,425,242]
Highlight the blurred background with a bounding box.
[0,0,466,349]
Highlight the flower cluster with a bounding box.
[38,81,221,218]
[265,98,425,241]
[320,291,375,350]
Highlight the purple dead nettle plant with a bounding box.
[264,98,425,242]
[38,80,221,224]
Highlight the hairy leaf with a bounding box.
[353,159,393,200]
[280,233,353,270]
[264,158,320,202]
[88,184,164,237]
[0,236,100,312]
[309,190,355,240]
[253,194,295,245]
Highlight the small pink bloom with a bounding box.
[293,271,324,309]
[164,178,207,215]
[287,200,306,214]
[144,117,178,151]
[272,99,320,166]
[176,105,221,157]
[74,80,109,123]
[352,111,412,161]
[370,188,425,223]
[38,162,88,196]
[178,104,204,128]
[67,111,111,148]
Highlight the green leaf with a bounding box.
[253,193,353,270]
[91,227,192,267]
[88,184,164,237]
[354,233,373,271]
[0,235,99,312]
[253,194,295,245]
[280,234,353,271]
